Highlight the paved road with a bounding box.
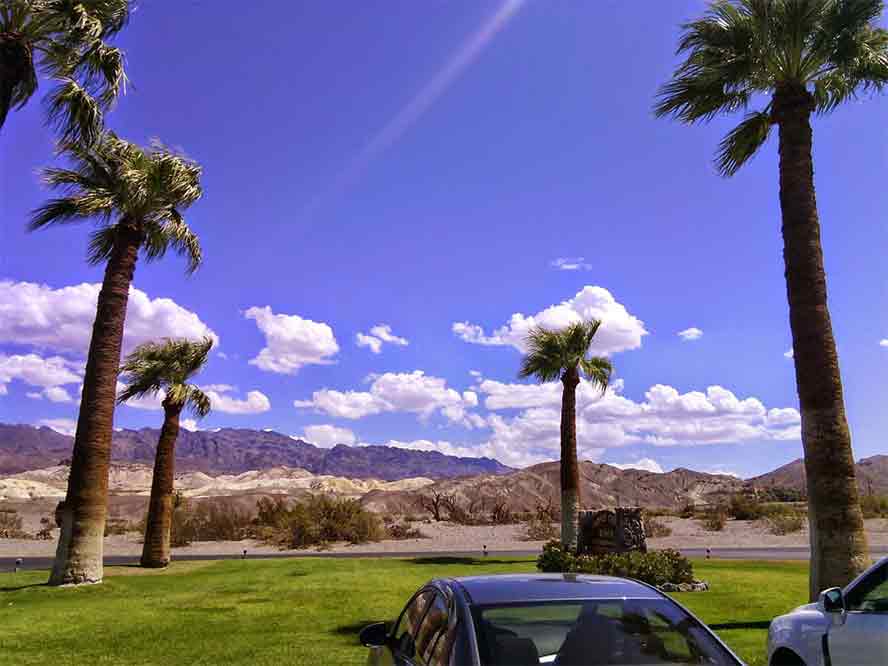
[3,546,888,572]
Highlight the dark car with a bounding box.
[360,573,744,665]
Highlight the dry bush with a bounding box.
[861,494,888,519]
[522,515,558,541]
[644,515,673,538]
[384,518,426,540]
[0,509,27,539]
[699,508,727,532]
[170,500,254,546]
[490,498,515,525]
[763,511,805,535]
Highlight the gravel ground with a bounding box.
[2,517,888,559]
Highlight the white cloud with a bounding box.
[38,418,77,436]
[181,419,199,432]
[0,353,82,392]
[469,379,801,467]
[608,458,664,474]
[452,286,646,355]
[880,339,888,348]
[294,370,480,426]
[677,327,703,341]
[26,391,42,400]
[43,386,74,403]
[784,348,794,359]
[355,324,409,354]
[245,306,338,374]
[204,386,271,415]
[303,424,357,448]
[551,257,592,271]
[0,280,218,355]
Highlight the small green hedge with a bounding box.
[536,541,694,588]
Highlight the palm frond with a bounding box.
[45,78,102,146]
[118,337,214,412]
[715,109,773,176]
[580,356,613,394]
[186,385,212,418]
[519,320,606,384]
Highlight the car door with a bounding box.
[827,561,888,666]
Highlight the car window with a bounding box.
[416,592,449,660]
[394,589,435,649]
[847,562,888,613]
[473,599,738,665]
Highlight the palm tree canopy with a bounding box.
[518,320,613,392]
[655,0,888,175]
[29,132,204,272]
[1,0,129,143]
[118,337,213,417]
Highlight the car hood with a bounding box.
[791,602,818,614]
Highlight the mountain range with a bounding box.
[0,423,511,480]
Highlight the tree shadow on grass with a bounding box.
[408,557,529,566]
[0,582,48,592]
[708,621,771,630]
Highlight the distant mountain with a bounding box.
[0,424,512,480]
[363,460,750,514]
[751,455,888,496]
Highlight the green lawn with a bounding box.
[0,557,807,665]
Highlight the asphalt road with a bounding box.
[3,546,888,572]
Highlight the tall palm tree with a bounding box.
[30,132,203,585]
[1,0,129,142]
[118,337,213,568]
[655,0,887,598]
[519,320,613,551]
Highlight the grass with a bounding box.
[0,557,808,665]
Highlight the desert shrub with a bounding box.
[0,509,27,539]
[763,510,805,535]
[522,515,558,541]
[385,519,425,540]
[171,500,254,546]
[699,508,727,532]
[861,494,888,519]
[104,517,137,536]
[490,499,515,525]
[537,541,694,587]
[727,494,765,521]
[759,486,806,503]
[678,503,697,519]
[253,495,384,549]
[535,499,560,523]
[644,515,673,538]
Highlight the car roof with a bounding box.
[447,573,664,606]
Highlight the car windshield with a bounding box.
[472,598,738,666]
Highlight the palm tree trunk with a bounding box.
[774,84,869,601]
[49,225,142,586]
[560,367,581,551]
[141,400,181,568]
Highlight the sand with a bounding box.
[2,517,888,560]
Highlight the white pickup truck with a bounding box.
[768,556,888,665]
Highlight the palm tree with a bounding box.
[118,337,213,568]
[30,132,203,585]
[655,0,886,598]
[519,320,613,551]
[1,0,129,142]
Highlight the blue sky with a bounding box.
[2,0,887,477]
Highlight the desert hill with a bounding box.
[0,424,511,480]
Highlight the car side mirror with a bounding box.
[359,622,389,648]
[818,588,845,614]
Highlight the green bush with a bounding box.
[254,495,384,549]
[537,541,694,587]
[170,500,254,546]
[728,494,764,521]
